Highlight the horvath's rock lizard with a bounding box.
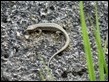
[26,23,70,67]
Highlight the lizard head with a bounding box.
[27,25,38,31]
[26,25,40,34]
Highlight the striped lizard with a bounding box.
[26,23,70,67]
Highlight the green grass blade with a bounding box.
[79,1,96,81]
[94,2,108,80]
[87,12,108,79]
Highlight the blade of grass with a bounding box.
[104,34,108,55]
[94,2,108,80]
[86,2,108,80]
[39,69,46,81]
[38,53,55,81]
[88,13,108,78]
[79,1,96,81]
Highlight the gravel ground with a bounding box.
[1,1,108,81]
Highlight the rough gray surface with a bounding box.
[1,1,108,81]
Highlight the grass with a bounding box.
[79,1,96,81]
[38,53,55,81]
[79,1,108,81]
[94,2,108,80]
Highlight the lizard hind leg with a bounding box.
[33,29,42,38]
[28,29,42,39]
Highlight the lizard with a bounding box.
[26,23,70,67]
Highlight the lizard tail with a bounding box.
[48,29,70,67]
